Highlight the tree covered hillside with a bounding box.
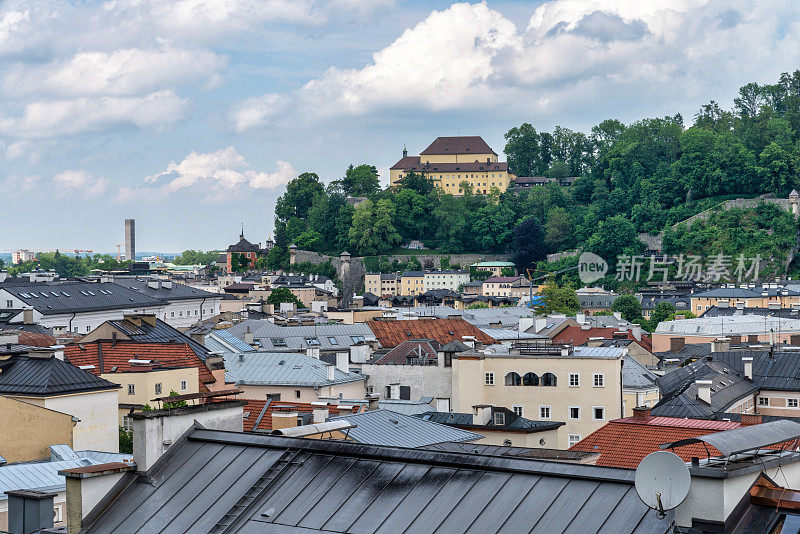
[264,70,800,274]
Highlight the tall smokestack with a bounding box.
[125,219,136,261]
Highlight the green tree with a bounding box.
[535,282,580,315]
[393,189,431,239]
[348,199,402,255]
[119,427,133,454]
[648,302,676,330]
[512,216,547,269]
[230,253,248,273]
[504,123,541,176]
[267,287,303,307]
[612,294,643,322]
[275,172,325,222]
[342,164,380,197]
[544,206,572,251]
[173,250,219,265]
[399,171,433,195]
[585,215,644,269]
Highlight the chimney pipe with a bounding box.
[741,413,762,426]
[335,352,350,374]
[696,380,712,405]
[311,402,329,423]
[742,357,753,380]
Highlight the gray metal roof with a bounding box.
[204,330,256,354]
[327,409,482,447]
[224,352,365,387]
[0,356,119,396]
[622,354,659,390]
[655,315,800,336]
[1,281,165,315]
[224,320,374,351]
[0,448,132,501]
[712,350,800,392]
[81,426,673,533]
[479,327,544,340]
[111,278,221,302]
[661,420,800,456]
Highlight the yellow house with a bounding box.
[0,395,75,463]
[399,271,426,296]
[390,136,516,195]
[364,273,399,297]
[452,343,625,449]
[690,286,800,315]
[109,367,200,429]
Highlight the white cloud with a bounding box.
[231,0,800,129]
[126,147,296,201]
[1,173,41,194]
[0,90,190,138]
[53,169,109,197]
[3,46,228,97]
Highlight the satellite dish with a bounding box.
[635,451,691,516]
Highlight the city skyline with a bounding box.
[3,0,800,251]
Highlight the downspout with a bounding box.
[69,312,77,334]
[620,357,625,418]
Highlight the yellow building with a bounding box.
[399,271,426,296]
[0,395,75,463]
[390,136,515,195]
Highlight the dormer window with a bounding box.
[493,412,505,425]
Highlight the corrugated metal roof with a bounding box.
[622,354,659,390]
[656,315,800,336]
[0,450,133,500]
[661,420,800,456]
[328,409,482,447]
[224,352,365,387]
[479,328,544,340]
[205,330,256,353]
[82,427,673,534]
[1,282,164,315]
[224,320,374,351]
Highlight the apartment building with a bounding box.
[424,270,470,292]
[482,276,530,298]
[399,271,426,296]
[364,273,399,297]
[690,286,800,314]
[452,342,625,449]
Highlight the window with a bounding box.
[522,372,539,386]
[593,406,605,420]
[5,300,11,307]
[512,405,524,417]
[399,385,411,400]
[154,383,162,396]
[305,337,320,346]
[122,415,133,432]
[266,393,281,401]
[569,407,580,420]
[593,374,605,387]
[328,337,339,345]
[444,352,452,367]
[295,390,301,399]
[86,325,91,332]
[180,380,187,391]
[505,372,522,386]
[790,399,799,408]
[568,434,581,447]
[540,406,551,419]
[128,384,135,395]
[485,372,495,385]
[171,311,175,317]
[493,412,505,426]
[385,385,392,399]
[271,338,287,347]
[569,373,580,387]
[759,397,770,406]
[541,372,557,387]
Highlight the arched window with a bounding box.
[522,372,539,386]
[505,372,522,386]
[542,372,557,387]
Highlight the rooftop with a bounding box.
[223,351,365,387]
[0,355,119,396]
[242,400,362,432]
[1,281,164,315]
[367,318,495,348]
[419,135,497,156]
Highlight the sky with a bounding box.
[2,0,800,253]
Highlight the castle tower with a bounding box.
[790,189,799,216]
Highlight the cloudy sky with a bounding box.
[2,0,800,253]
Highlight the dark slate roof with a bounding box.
[417,410,564,434]
[654,343,712,365]
[420,136,497,156]
[692,288,763,298]
[390,156,509,173]
[440,340,471,352]
[105,317,211,362]
[374,340,439,364]
[2,282,165,315]
[0,356,119,396]
[712,350,800,392]
[327,410,482,447]
[420,441,598,461]
[226,235,260,252]
[111,279,220,302]
[702,306,800,319]
[81,426,673,534]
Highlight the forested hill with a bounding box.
[261,70,800,279]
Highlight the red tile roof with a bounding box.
[0,330,56,347]
[242,400,363,432]
[367,318,495,349]
[63,341,215,384]
[552,326,653,351]
[569,415,742,468]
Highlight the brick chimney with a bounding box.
[632,406,651,420]
[740,413,762,426]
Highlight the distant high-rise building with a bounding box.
[124,219,135,261]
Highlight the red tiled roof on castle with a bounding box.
[63,340,215,385]
[419,136,497,156]
[242,400,363,432]
[367,318,495,349]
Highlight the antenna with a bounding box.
[634,451,691,518]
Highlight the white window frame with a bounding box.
[569,373,580,387]
[485,372,495,386]
[569,406,581,420]
[568,434,581,447]
[539,405,551,420]
[592,406,605,421]
[759,397,770,406]
[180,380,188,391]
[593,373,605,388]
[512,405,524,417]
[127,384,135,395]
[154,383,162,396]
[789,398,799,408]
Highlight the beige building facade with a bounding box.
[424,271,470,292]
[399,272,426,296]
[0,395,75,463]
[108,367,200,428]
[364,273,399,297]
[452,345,624,449]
